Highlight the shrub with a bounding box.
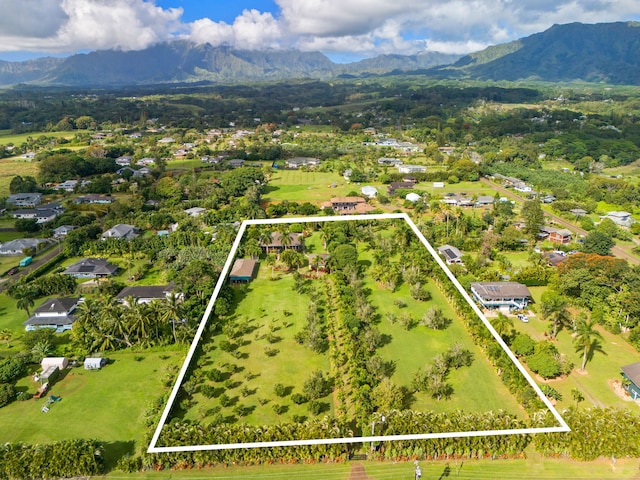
[291,393,308,404]
[273,383,288,397]
[527,351,561,379]
[512,334,536,356]
[0,383,16,408]
[200,384,217,398]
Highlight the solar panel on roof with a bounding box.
[78,266,94,272]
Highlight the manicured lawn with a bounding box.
[512,290,639,410]
[111,456,640,479]
[0,349,185,465]
[181,268,332,425]
[0,292,28,335]
[266,170,351,203]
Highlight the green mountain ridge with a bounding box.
[2,22,640,87]
[433,22,640,84]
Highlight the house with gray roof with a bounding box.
[11,209,59,224]
[437,245,464,264]
[53,225,76,238]
[7,193,42,207]
[621,361,640,400]
[101,224,140,241]
[24,297,82,332]
[0,238,49,256]
[116,284,179,305]
[470,282,532,310]
[63,258,118,278]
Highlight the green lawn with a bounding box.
[364,273,525,418]
[111,455,639,479]
[0,292,27,342]
[513,288,638,411]
[180,268,332,426]
[0,349,185,465]
[0,158,39,197]
[266,170,351,203]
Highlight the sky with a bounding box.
[1,0,640,62]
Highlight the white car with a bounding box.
[517,314,529,323]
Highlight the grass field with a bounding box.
[360,251,526,418]
[265,169,351,203]
[180,268,332,426]
[0,349,185,467]
[111,454,640,479]
[0,158,39,197]
[0,130,82,146]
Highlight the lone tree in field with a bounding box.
[573,317,605,372]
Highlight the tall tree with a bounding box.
[539,291,571,339]
[521,198,544,236]
[573,318,605,371]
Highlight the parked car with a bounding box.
[517,314,529,323]
[7,267,19,276]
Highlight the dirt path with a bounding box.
[349,463,371,480]
[480,178,639,265]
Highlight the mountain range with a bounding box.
[1,21,640,87]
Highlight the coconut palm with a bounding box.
[491,312,515,342]
[161,292,185,344]
[573,317,605,371]
[539,291,571,339]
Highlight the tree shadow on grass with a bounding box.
[103,440,136,472]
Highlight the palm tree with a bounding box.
[16,295,35,318]
[258,229,273,252]
[573,318,605,371]
[539,291,571,339]
[264,253,277,279]
[491,312,514,342]
[161,292,184,344]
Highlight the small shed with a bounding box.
[84,357,108,370]
[39,366,59,385]
[41,357,68,371]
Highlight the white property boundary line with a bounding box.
[148,213,570,453]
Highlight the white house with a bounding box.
[405,192,422,203]
[603,211,634,227]
[53,225,76,238]
[10,209,58,224]
[397,165,426,174]
[24,297,82,332]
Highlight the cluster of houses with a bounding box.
[362,137,421,153]
[24,282,179,332]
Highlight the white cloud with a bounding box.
[0,0,183,53]
[1,0,640,58]
[188,9,282,50]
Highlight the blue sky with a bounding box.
[1,0,640,62]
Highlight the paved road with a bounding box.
[0,243,62,292]
[480,177,640,265]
